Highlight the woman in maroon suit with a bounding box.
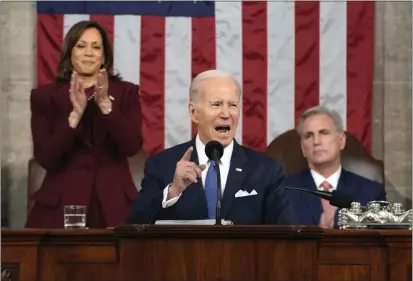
[25,21,142,228]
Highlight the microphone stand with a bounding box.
[215,161,222,225]
[211,151,222,225]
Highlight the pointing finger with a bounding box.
[181,146,193,161]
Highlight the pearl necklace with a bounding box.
[88,92,96,101]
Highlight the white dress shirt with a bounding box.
[162,135,234,208]
[310,166,342,191]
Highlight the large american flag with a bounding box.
[36,1,374,156]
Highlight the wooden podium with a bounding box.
[2,225,411,281]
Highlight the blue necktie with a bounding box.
[204,160,217,219]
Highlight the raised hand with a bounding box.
[68,71,87,128]
[94,69,112,114]
[168,146,206,198]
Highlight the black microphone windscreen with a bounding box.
[205,140,224,161]
[330,190,353,208]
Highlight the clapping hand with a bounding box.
[94,69,112,114]
[68,71,87,128]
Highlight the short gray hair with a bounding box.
[296,106,344,136]
[189,69,241,103]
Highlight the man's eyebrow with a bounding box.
[304,128,330,134]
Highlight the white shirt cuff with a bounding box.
[162,184,182,208]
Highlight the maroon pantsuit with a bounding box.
[25,79,142,228]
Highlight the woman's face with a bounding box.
[71,27,105,76]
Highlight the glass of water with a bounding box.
[64,205,86,229]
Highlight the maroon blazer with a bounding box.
[25,79,142,228]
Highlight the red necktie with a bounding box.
[319,181,336,228]
[320,181,332,211]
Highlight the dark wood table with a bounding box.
[2,225,411,281]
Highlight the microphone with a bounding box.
[205,140,224,225]
[285,187,353,208]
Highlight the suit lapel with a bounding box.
[334,169,356,228]
[53,83,72,114]
[337,169,354,193]
[221,141,248,219]
[93,105,109,146]
[302,170,324,224]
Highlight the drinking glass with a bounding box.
[64,205,86,229]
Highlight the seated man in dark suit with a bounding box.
[126,70,296,225]
[285,106,387,228]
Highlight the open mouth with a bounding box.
[215,125,230,135]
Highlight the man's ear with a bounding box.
[339,131,346,150]
[300,140,306,158]
[189,102,198,124]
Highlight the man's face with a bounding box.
[300,114,346,167]
[189,77,240,147]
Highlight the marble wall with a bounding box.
[0,2,37,228]
[0,2,412,228]
[373,2,412,207]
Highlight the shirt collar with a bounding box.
[195,134,233,166]
[310,166,342,191]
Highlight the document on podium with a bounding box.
[155,219,233,225]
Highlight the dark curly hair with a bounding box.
[54,20,121,83]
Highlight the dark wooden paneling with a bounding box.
[39,246,118,281]
[384,231,412,281]
[316,265,371,281]
[1,226,411,281]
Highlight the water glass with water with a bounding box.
[64,205,86,229]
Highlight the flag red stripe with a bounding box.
[139,16,166,155]
[37,14,64,86]
[346,2,374,151]
[294,2,320,124]
[191,17,216,138]
[242,2,268,151]
[90,15,115,48]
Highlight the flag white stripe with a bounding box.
[319,2,347,129]
[267,2,295,145]
[63,15,90,38]
[164,17,192,149]
[215,3,243,144]
[113,16,141,85]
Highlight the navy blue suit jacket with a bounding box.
[285,169,387,227]
[126,139,296,225]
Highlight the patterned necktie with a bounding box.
[320,181,332,211]
[204,160,218,219]
[319,181,336,228]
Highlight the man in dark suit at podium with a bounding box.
[126,70,296,225]
[285,106,386,228]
